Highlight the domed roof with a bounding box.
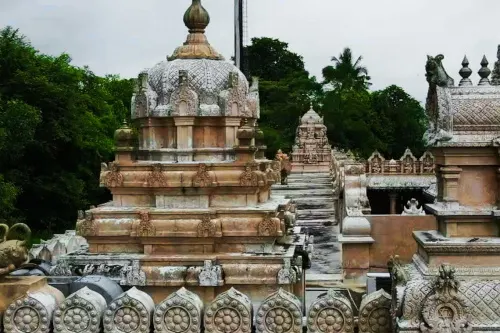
[132,0,256,118]
[301,105,323,125]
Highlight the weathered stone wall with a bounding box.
[367,215,437,271]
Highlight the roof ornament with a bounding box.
[491,45,500,85]
[169,0,224,61]
[458,56,473,87]
[478,55,491,86]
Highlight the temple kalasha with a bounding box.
[2,1,500,332]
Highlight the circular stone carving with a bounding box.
[256,289,302,333]
[3,297,51,333]
[316,308,344,332]
[307,291,354,333]
[154,288,203,333]
[205,288,251,333]
[114,307,140,333]
[164,307,190,333]
[358,290,391,333]
[104,295,150,333]
[13,307,40,332]
[54,298,99,333]
[214,308,241,333]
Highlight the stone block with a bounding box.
[69,275,123,304]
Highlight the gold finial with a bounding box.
[169,0,224,61]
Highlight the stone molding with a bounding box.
[103,287,154,333]
[365,150,435,175]
[153,287,203,333]
[255,289,302,333]
[53,287,106,333]
[204,288,252,333]
[306,289,354,333]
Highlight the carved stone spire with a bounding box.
[169,0,224,61]
[459,55,473,86]
[491,45,500,85]
[478,55,491,86]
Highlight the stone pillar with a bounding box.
[174,117,195,162]
[223,118,241,149]
[440,166,462,205]
[389,192,398,214]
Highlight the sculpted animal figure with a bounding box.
[0,223,31,276]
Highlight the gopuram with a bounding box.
[390,53,500,332]
[291,105,332,173]
[51,0,309,311]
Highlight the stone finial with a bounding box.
[53,287,106,333]
[459,56,473,86]
[153,287,203,333]
[358,289,391,333]
[478,55,492,86]
[255,289,302,333]
[204,288,252,333]
[307,289,354,333]
[103,287,154,333]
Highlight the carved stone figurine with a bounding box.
[0,223,31,275]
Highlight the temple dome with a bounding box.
[131,0,255,118]
[301,106,323,125]
[147,58,249,112]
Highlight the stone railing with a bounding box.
[365,149,435,175]
[2,282,394,333]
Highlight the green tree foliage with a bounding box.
[0,27,134,234]
[370,85,427,157]
[320,47,426,158]
[245,38,321,156]
[322,47,371,91]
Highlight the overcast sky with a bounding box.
[1,0,499,102]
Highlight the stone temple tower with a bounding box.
[60,0,310,309]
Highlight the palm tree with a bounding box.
[322,47,372,91]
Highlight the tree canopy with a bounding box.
[0,27,134,236]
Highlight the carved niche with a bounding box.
[307,289,355,333]
[76,211,98,237]
[358,289,392,333]
[147,164,168,187]
[277,258,297,284]
[153,287,204,333]
[420,151,435,174]
[198,260,223,287]
[258,213,279,236]
[53,287,107,333]
[103,287,155,333]
[204,288,252,333]
[220,72,247,117]
[400,148,417,174]
[120,260,147,286]
[137,211,156,237]
[420,265,472,333]
[367,151,385,174]
[255,289,303,333]
[197,214,217,237]
[192,164,214,187]
[240,162,259,186]
[101,162,125,187]
[170,70,198,116]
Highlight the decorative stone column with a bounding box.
[389,192,398,215]
[174,117,195,162]
[439,166,462,205]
